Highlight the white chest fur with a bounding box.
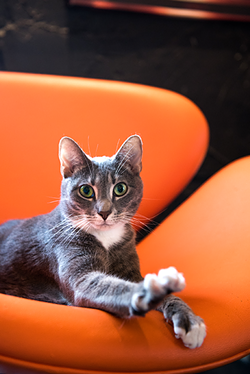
[89,224,126,250]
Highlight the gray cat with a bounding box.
[0,135,206,349]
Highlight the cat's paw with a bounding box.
[131,273,165,313]
[131,267,185,315]
[172,314,206,349]
[158,267,186,293]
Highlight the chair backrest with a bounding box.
[0,73,209,226]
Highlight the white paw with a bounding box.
[158,267,186,292]
[132,273,165,311]
[172,315,206,349]
[131,268,185,314]
[143,273,165,296]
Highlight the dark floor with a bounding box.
[1,1,250,373]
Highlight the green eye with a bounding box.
[114,183,128,197]
[79,185,94,199]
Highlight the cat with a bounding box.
[0,135,206,349]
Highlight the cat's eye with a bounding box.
[114,183,128,197]
[79,185,94,199]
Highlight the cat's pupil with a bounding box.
[84,186,90,194]
[117,185,123,193]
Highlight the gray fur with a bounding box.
[0,135,205,346]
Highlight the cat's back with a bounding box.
[0,211,58,260]
[0,219,22,245]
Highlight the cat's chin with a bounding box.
[90,221,123,232]
[92,224,111,231]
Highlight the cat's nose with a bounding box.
[97,210,112,221]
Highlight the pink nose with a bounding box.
[97,210,111,221]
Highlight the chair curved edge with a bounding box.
[1,350,250,374]
[138,156,250,372]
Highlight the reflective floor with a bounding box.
[1,1,250,372]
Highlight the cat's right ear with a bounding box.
[59,137,90,178]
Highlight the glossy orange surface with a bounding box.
[4,72,245,374]
[138,156,250,372]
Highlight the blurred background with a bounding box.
[0,0,250,372]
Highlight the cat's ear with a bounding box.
[115,135,143,174]
[59,137,91,178]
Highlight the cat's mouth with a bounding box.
[90,216,124,231]
[91,221,114,230]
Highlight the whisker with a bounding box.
[48,198,69,205]
[48,217,70,234]
[134,212,160,222]
[51,223,75,243]
[115,138,121,153]
[116,153,134,175]
[48,213,74,229]
[119,212,157,233]
[130,218,154,233]
[60,225,82,248]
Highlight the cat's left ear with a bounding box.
[115,135,143,174]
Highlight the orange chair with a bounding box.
[0,72,248,373]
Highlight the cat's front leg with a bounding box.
[159,295,206,349]
[64,266,185,318]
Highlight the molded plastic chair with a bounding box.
[1,72,249,373]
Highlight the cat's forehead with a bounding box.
[87,155,116,185]
[92,156,114,165]
[79,154,129,184]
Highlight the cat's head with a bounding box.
[58,135,143,232]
